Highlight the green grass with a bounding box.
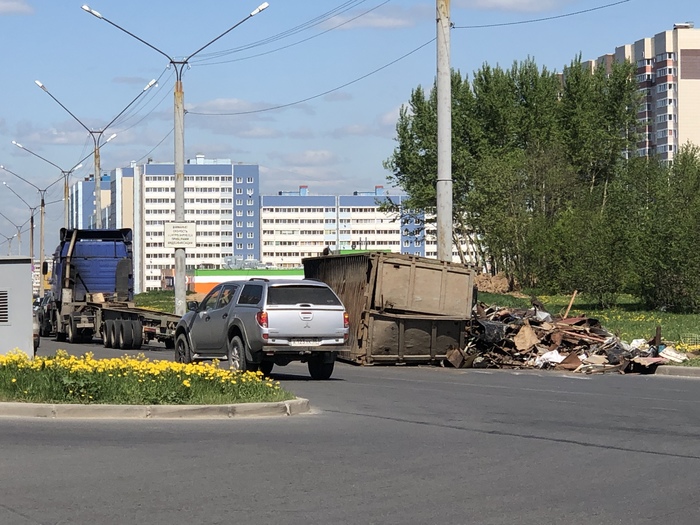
[0,351,295,405]
[134,290,192,314]
[477,291,700,347]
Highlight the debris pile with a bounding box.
[445,303,677,374]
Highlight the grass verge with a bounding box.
[0,350,295,405]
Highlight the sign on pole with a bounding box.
[164,222,196,249]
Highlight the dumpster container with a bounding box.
[303,252,475,365]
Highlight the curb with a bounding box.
[0,397,310,419]
[654,366,700,378]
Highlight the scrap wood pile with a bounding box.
[445,302,686,374]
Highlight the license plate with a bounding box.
[289,339,321,346]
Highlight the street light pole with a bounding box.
[34,79,155,228]
[2,181,38,262]
[11,140,104,228]
[82,2,269,315]
[0,211,25,255]
[0,165,62,298]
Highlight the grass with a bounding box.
[477,291,700,350]
[0,350,296,405]
[133,290,191,314]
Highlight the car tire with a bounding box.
[308,357,334,380]
[104,320,115,348]
[175,333,192,364]
[228,335,247,372]
[259,361,274,376]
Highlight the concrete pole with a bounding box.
[174,79,186,316]
[39,195,45,299]
[436,0,453,262]
[63,171,69,229]
[94,137,102,228]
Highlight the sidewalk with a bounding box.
[0,398,310,419]
[654,365,700,378]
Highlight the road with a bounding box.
[3,338,700,524]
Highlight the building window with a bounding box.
[246,177,254,183]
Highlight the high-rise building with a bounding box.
[108,156,260,292]
[260,185,420,268]
[587,23,700,162]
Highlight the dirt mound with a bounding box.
[474,273,512,294]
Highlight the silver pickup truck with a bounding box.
[174,278,349,379]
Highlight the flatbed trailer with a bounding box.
[44,228,182,349]
[57,299,181,349]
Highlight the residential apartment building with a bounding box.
[68,176,111,229]
[260,185,420,268]
[586,23,700,162]
[108,155,260,292]
[70,157,474,291]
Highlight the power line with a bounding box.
[453,0,630,29]
[192,0,376,63]
[193,1,391,67]
[187,38,435,116]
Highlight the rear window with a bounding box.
[267,285,342,306]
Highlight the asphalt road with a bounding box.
[4,338,700,524]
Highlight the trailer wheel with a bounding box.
[175,334,192,363]
[103,320,115,348]
[308,357,335,380]
[67,318,78,344]
[130,320,143,349]
[117,320,134,349]
[227,336,247,372]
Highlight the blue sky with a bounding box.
[0,0,697,255]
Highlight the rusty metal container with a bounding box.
[303,252,475,365]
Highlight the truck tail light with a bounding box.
[256,310,268,328]
[343,311,349,328]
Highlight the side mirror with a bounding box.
[42,261,49,275]
[187,300,199,311]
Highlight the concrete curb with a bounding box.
[0,397,310,419]
[654,365,700,378]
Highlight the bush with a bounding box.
[0,350,295,405]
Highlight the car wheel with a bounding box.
[259,361,274,376]
[175,333,192,364]
[308,357,334,380]
[227,336,247,372]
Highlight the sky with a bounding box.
[0,0,697,255]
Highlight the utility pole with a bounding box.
[436,0,453,262]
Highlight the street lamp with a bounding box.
[0,233,17,256]
[82,2,270,315]
[0,211,27,255]
[0,164,65,298]
[34,78,156,228]
[11,140,106,228]
[2,181,38,261]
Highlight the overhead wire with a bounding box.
[187,0,631,118]
[193,1,391,67]
[453,0,631,29]
[192,0,373,63]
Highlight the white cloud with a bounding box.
[323,5,431,30]
[455,0,570,12]
[0,0,33,14]
[330,124,372,138]
[271,149,340,167]
[323,91,353,102]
